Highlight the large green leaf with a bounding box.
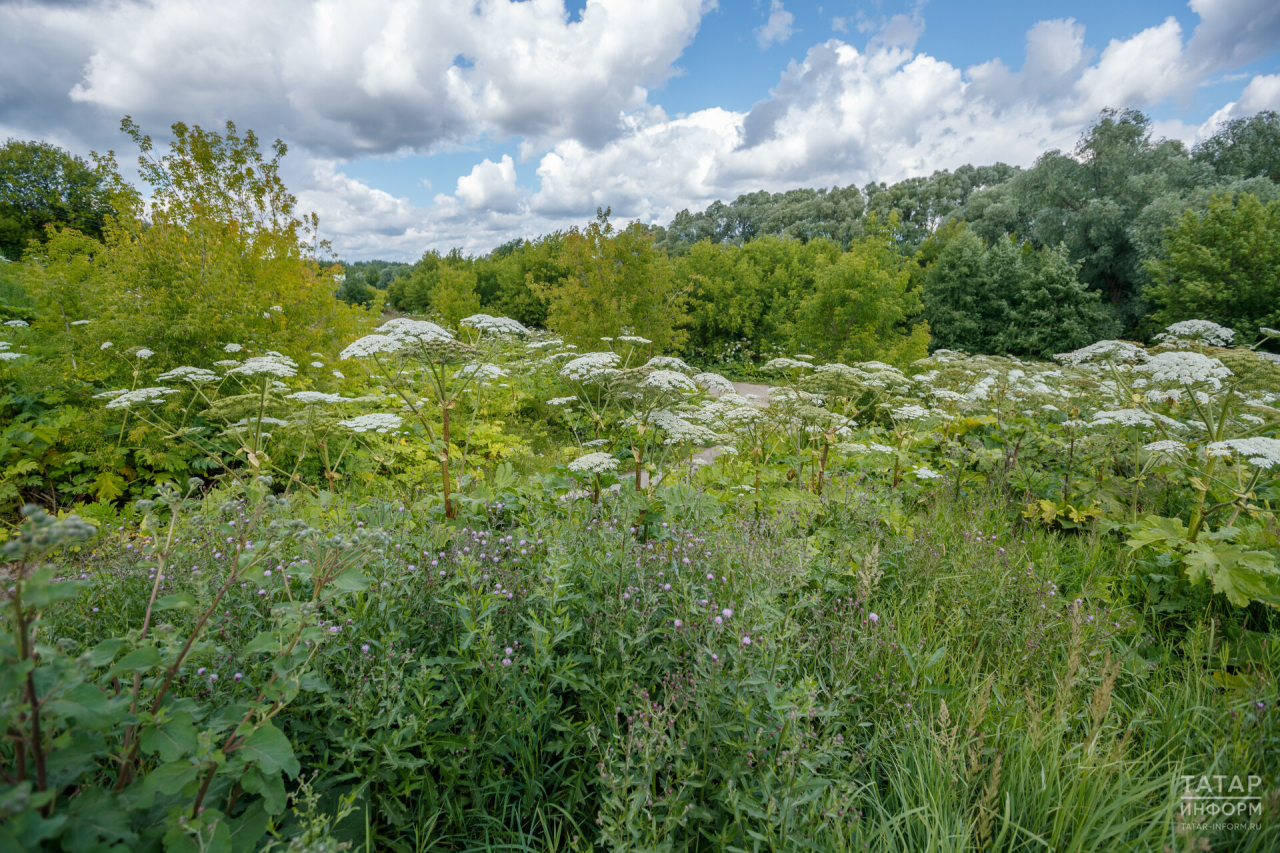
[237,722,300,778]
[140,710,199,762]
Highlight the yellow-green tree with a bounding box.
[541,210,686,351]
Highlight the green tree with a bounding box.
[1146,192,1280,345]
[1193,110,1280,182]
[542,210,686,350]
[431,265,482,328]
[0,139,117,260]
[923,226,1112,359]
[788,227,929,367]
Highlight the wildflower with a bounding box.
[0,352,24,361]
[548,396,576,406]
[361,644,370,652]
[1137,351,1232,389]
[1090,409,1186,431]
[617,335,652,344]
[224,343,243,353]
[460,314,530,336]
[721,608,733,619]
[310,361,325,368]
[1205,437,1280,470]
[693,371,735,394]
[340,334,403,359]
[560,351,621,383]
[135,348,154,359]
[869,613,879,623]
[234,672,243,680]
[913,467,942,480]
[103,387,180,409]
[227,354,297,378]
[157,366,219,383]
[377,317,453,341]
[673,619,683,628]
[1154,319,1234,347]
[505,647,513,655]
[1259,327,1280,338]
[1143,439,1188,458]
[641,369,697,392]
[100,341,113,350]
[891,404,930,421]
[1055,340,1148,366]
[332,370,345,379]
[4,319,29,327]
[71,319,92,325]
[456,362,509,381]
[568,452,618,475]
[644,356,693,373]
[338,413,403,433]
[288,391,347,404]
[762,357,811,372]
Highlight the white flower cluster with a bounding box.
[1205,437,1280,469]
[377,318,453,341]
[560,352,620,383]
[1143,440,1188,458]
[891,404,930,421]
[341,334,403,360]
[642,369,697,392]
[1137,351,1232,389]
[762,357,812,372]
[4,319,29,327]
[338,413,404,433]
[104,387,180,409]
[568,452,619,475]
[1154,320,1235,347]
[913,467,942,480]
[0,352,25,361]
[224,343,243,353]
[1091,409,1186,431]
[1055,340,1148,366]
[650,409,720,444]
[457,362,509,381]
[460,314,530,336]
[288,391,347,405]
[693,372,735,394]
[526,338,564,350]
[644,356,692,372]
[227,353,298,378]
[547,396,577,406]
[617,335,652,344]
[157,366,220,383]
[135,348,154,359]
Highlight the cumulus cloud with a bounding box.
[755,1,795,49]
[1,0,1278,260]
[3,0,711,156]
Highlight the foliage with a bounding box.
[1146,193,1280,346]
[923,226,1115,359]
[1194,110,1280,182]
[0,140,119,262]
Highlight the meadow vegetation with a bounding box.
[1,114,1279,852]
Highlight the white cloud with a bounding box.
[5,0,713,156]
[755,1,795,49]
[2,0,1278,260]
[454,155,522,212]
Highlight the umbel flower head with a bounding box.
[762,357,812,372]
[561,351,621,383]
[157,366,220,383]
[103,387,180,409]
[288,391,348,405]
[1137,351,1233,390]
[227,353,298,378]
[1055,340,1149,367]
[377,317,452,341]
[1154,320,1235,347]
[338,413,404,434]
[567,452,619,475]
[460,314,530,336]
[1206,437,1280,470]
[1090,409,1187,431]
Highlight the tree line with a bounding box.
[5,109,1279,366]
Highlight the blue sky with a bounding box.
[2,0,1279,259]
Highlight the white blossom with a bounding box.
[693,372,735,394]
[156,366,219,383]
[1205,437,1280,470]
[617,335,652,344]
[340,334,404,360]
[135,348,154,359]
[642,369,697,392]
[1154,320,1234,347]
[1143,440,1188,458]
[227,354,297,378]
[224,343,243,353]
[547,397,577,406]
[104,387,180,409]
[891,404,930,421]
[1090,409,1187,431]
[762,357,811,372]
[378,318,453,341]
[0,352,24,361]
[288,391,347,405]
[526,339,564,349]
[339,413,404,433]
[460,314,530,336]
[913,467,942,480]
[1137,351,1232,389]
[4,320,29,327]
[456,362,509,381]
[644,356,692,373]
[568,452,619,475]
[560,352,620,383]
[100,342,113,350]
[310,361,325,368]
[71,319,91,325]
[1055,340,1148,366]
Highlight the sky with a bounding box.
[2,0,1279,261]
